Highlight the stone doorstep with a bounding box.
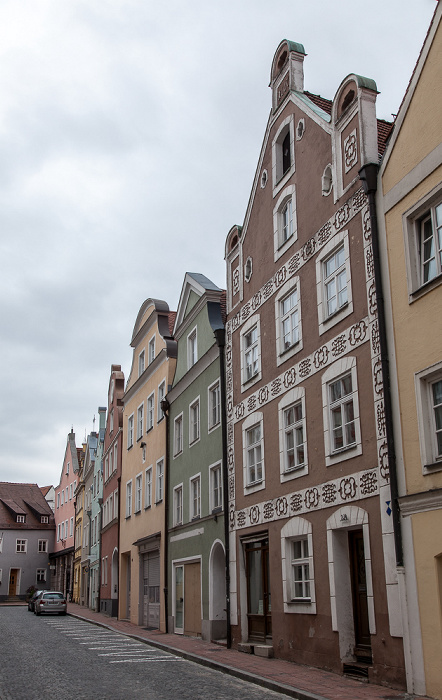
[238,642,274,658]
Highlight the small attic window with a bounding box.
[322,165,333,196]
[230,234,238,250]
[261,170,268,188]
[277,50,288,73]
[341,89,355,113]
[296,119,305,140]
[17,515,26,523]
[245,257,253,282]
[282,131,291,175]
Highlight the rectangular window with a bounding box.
[189,399,200,445]
[208,381,221,430]
[190,475,201,519]
[135,473,142,513]
[69,483,73,499]
[244,326,259,381]
[158,381,166,421]
[281,289,299,351]
[147,393,155,431]
[57,524,60,542]
[16,515,25,523]
[156,460,164,503]
[16,539,27,553]
[210,463,222,511]
[138,350,145,376]
[329,373,356,452]
[66,461,70,475]
[324,245,348,318]
[145,467,152,508]
[284,402,305,471]
[36,569,46,583]
[290,539,311,601]
[415,362,442,471]
[420,203,442,284]
[38,539,48,553]
[137,403,144,440]
[174,485,183,526]
[70,517,74,537]
[246,424,263,485]
[57,493,60,509]
[174,414,183,456]
[126,480,132,518]
[281,198,293,243]
[432,379,442,458]
[41,515,49,524]
[114,489,119,519]
[110,408,114,433]
[113,443,118,472]
[127,414,134,449]
[187,328,197,368]
[148,336,156,365]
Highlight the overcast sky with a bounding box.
[0,0,436,488]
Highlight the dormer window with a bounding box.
[41,516,49,524]
[17,515,25,523]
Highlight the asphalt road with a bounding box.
[0,607,286,700]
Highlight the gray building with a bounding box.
[0,482,55,601]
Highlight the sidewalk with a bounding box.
[66,602,428,700]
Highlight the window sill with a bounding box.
[330,442,357,456]
[410,272,442,301]
[325,301,349,322]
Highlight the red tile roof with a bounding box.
[168,311,177,336]
[304,91,332,115]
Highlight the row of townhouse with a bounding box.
[49,10,441,698]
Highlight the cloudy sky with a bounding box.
[0,0,436,488]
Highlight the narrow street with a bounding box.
[0,607,286,700]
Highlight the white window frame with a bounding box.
[415,360,442,473]
[278,388,308,482]
[110,408,114,433]
[38,539,48,553]
[137,402,144,441]
[173,484,183,526]
[145,467,153,508]
[208,380,221,432]
[147,392,155,432]
[322,357,362,466]
[316,230,353,335]
[209,461,223,512]
[187,327,198,369]
[280,517,316,614]
[135,473,142,513]
[148,335,156,365]
[272,114,295,197]
[240,314,262,392]
[273,184,297,261]
[125,480,132,518]
[16,539,27,553]
[158,380,166,422]
[127,414,134,449]
[174,413,183,456]
[275,277,303,366]
[70,517,74,537]
[242,412,265,494]
[114,489,119,519]
[189,397,200,446]
[113,443,118,473]
[36,568,46,583]
[403,185,442,300]
[138,349,145,377]
[156,458,164,503]
[190,474,201,520]
[16,514,25,523]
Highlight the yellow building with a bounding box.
[119,299,176,630]
[379,4,442,697]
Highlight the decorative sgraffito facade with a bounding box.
[225,41,405,688]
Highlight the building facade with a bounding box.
[0,482,55,601]
[89,409,106,611]
[51,429,79,597]
[378,4,442,697]
[224,41,405,687]
[119,299,176,630]
[167,273,226,641]
[79,432,98,606]
[100,364,124,617]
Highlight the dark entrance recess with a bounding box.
[349,529,372,664]
[245,538,271,643]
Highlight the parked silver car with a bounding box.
[28,590,45,612]
[34,591,67,616]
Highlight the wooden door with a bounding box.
[349,530,372,661]
[245,539,271,642]
[184,562,201,637]
[9,569,18,596]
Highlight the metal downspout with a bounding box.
[359,163,404,567]
[214,327,231,649]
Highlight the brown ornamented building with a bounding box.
[224,41,406,688]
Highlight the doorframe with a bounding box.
[239,531,271,643]
[171,556,202,635]
[326,506,375,662]
[8,568,21,596]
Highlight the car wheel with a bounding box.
[59,611,66,616]
[36,610,41,616]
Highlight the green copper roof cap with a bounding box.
[286,40,306,55]
[354,75,378,93]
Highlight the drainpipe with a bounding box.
[160,396,170,634]
[359,163,404,568]
[214,328,231,649]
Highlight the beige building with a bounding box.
[378,4,442,697]
[119,299,176,630]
